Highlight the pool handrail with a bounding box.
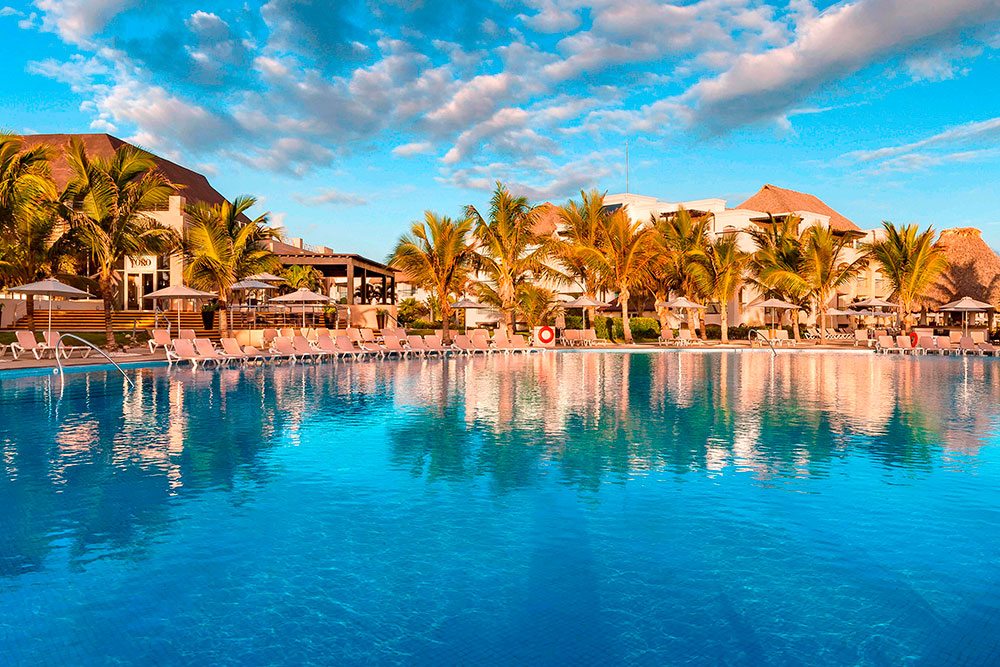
[54,333,134,389]
[750,329,777,357]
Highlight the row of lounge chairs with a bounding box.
[560,329,606,346]
[0,330,93,360]
[876,335,998,355]
[163,330,541,368]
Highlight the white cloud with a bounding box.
[0,6,23,17]
[844,116,1000,173]
[686,0,1000,130]
[294,188,368,207]
[392,141,434,157]
[34,0,134,45]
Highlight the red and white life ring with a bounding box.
[537,326,555,345]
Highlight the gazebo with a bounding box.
[920,228,1000,330]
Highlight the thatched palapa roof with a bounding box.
[737,184,860,233]
[531,202,562,237]
[921,227,1000,309]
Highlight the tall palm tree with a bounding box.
[466,182,556,336]
[62,137,179,348]
[865,221,947,331]
[585,209,655,343]
[389,212,475,343]
[0,136,62,331]
[184,195,281,335]
[655,207,710,337]
[0,177,68,331]
[747,214,808,340]
[795,225,869,341]
[692,236,748,343]
[557,189,610,326]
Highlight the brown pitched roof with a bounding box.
[532,202,562,237]
[736,184,860,233]
[921,228,1000,309]
[19,133,229,207]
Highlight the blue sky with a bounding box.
[1,0,999,259]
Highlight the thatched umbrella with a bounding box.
[921,228,1000,327]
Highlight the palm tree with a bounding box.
[585,209,655,343]
[388,212,475,343]
[865,221,947,331]
[655,207,710,337]
[557,189,610,326]
[0,178,68,331]
[62,137,179,348]
[184,195,281,335]
[516,284,561,332]
[0,136,62,331]
[796,225,869,341]
[280,265,322,292]
[692,236,748,343]
[466,182,556,336]
[747,214,808,340]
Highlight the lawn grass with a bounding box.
[0,331,150,347]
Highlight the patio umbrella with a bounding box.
[231,279,277,291]
[247,272,284,283]
[9,278,93,337]
[752,297,800,333]
[939,296,994,334]
[269,288,330,327]
[145,284,216,333]
[563,295,609,328]
[452,298,483,333]
[854,296,898,309]
[664,296,707,332]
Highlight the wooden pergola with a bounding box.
[266,240,396,306]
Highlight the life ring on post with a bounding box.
[909,331,918,347]
[537,326,555,345]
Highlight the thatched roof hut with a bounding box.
[921,228,1000,309]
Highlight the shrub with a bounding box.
[397,297,428,325]
[564,315,584,329]
[703,324,753,340]
[594,315,612,341]
[609,316,660,341]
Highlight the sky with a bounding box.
[1,0,999,260]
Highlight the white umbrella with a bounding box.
[663,296,707,332]
[145,284,216,333]
[854,296,898,309]
[231,279,277,291]
[751,297,800,332]
[9,278,92,337]
[247,272,284,283]
[940,296,994,334]
[269,288,330,327]
[563,295,609,329]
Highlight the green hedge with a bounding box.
[604,316,660,341]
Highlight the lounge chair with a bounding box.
[978,340,998,355]
[423,335,453,356]
[168,339,219,367]
[774,330,794,346]
[360,328,378,344]
[580,329,598,346]
[876,335,901,354]
[452,334,478,354]
[194,338,235,364]
[346,328,363,345]
[510,334,538,353]
[148,328,172,354]
[334,335,370,360]
[179,329,197,340]
[292,335,328,361]
[381,334,410,358]
[562,329,581,346]
[407,335,433,356]
[935,337,955,355]
[895,335,916,354]
[44,331,93,359]
[958,336,982,356]
[221,337,264,362]
[658,329,675,346]
[269,337,303,362]
[917,336,939,354]
[10,330,53,360]
[854,329,874,348]
[677,329,703,346]
[971,330,987,345]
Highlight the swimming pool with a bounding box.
[1,351,998,665]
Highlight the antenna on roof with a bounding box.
[625,140,629,195]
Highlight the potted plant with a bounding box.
[323,304,338,328]
[376,308,388,330]
[201,301,219,330]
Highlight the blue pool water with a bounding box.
[1,351,999,665]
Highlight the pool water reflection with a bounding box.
[1,351,999,665]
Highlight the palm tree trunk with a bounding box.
[621,294,633,343]
[720,305,728,343]
[818,306,827,342]
[792,315,801,342]
[25,295,35,333]
[100,275,115,349]
[441,299,452,344]
[218,290,228,336]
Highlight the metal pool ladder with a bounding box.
[54,333,134,389]
[750,329,777,357]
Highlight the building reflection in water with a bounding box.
[1,351,997,575]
